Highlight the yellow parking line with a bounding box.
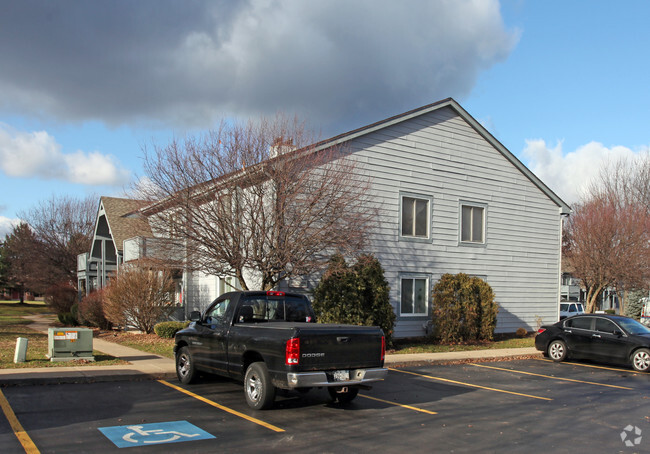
[157,380,285,433]
[535,358,641,374]
[389,368,552,401]
[0,389,40,453]
[359,394,438,415]
[471,363,633,390]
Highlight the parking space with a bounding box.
[2,359,649,452]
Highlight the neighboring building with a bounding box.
[79,98,571,337]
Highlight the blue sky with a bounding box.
[1,0,649,238]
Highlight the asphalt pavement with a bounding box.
[0,314,540,386]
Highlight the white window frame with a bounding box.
[459,202,486,245]
[399,193,432,242]
[399,274,430,317]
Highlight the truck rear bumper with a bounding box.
[285,367,388,388]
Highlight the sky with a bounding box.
[1,0,649,239]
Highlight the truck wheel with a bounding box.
[176,346,197,384]
[328,386,359,404]
[244,362,276,410]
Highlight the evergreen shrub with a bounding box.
[312,254,396,345]
[154,321,190,338]
[432,273,498,343]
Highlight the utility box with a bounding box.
[47,328,94,362]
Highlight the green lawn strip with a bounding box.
[98,332,175,359]
[390,336,535,354]
[0,304,127,369]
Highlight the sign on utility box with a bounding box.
[47,328,94,362]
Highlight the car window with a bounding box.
[595,318,619,334]
[560,304,568,311]
[236,295,315,323]
[205,298,231,326]
[617,317,650,335]
[566,317,592,330]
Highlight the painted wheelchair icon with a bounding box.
[99,420,215,448]
[122,424,200,444]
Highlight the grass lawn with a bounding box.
[1,300,536,367]
[96,331,175,359]
[389,335,535,354]
[0,302,127,369]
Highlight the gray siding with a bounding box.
[346,107,562,338]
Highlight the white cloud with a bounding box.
[522,139,644,204]
[0,216,20,240]
[0,124,130,185]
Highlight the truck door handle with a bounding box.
[564,330,572,334]
[337,336,351,343]
[592,334,601,338]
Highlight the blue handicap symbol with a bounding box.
[99,420,215,448]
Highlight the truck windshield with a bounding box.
[237,295,314,323]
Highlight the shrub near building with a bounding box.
[312,254,396,345]
[432,273,498,343]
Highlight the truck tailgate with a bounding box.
[294,324,384,370]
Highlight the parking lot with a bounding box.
[2,358,648,453]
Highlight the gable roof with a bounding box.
[96,197,152,253]
[140,98,571,216]
[309,97,571,215]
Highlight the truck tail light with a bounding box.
[286,337,300,365]
[381,335,386,362]
[267,291,285,297]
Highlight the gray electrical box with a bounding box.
[47,328,94,362]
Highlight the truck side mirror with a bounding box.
[189,311,201,322]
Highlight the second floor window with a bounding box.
[461,204,485,244]
[401,195,430,239]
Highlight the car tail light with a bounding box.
[267,291,285,297]
[537,328,546,334]
[381,335,386,362]
[285,337,300,365]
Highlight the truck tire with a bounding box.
[244,362,276,410]
[328,386,359,405]
[176,346,197,384]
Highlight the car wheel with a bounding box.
[631,348,650,372]
[548,339,567,362]
[328,386,359,405]
[244,362,276,410]
[176,346,197,384]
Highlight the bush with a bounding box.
[154,321,190,338]
[312,254,396,345]
[79,290,112,330]
[432,273,498,343]
[515,327,528,338]
[45,282,77,316]
[103,263,176,334]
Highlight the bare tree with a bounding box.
[19,194,97,289]
[566,153,650,313]
[103,262,176,334]
[138,115,376,290]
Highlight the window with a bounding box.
[565,317,592,330]
[595,318,619,334]
[401,194,431,239]
[400,276,428,316]
[205,298,231,327]
[460,204,485,244]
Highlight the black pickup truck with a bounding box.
[174,290,387,409]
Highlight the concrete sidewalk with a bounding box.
[0,315,540,386]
